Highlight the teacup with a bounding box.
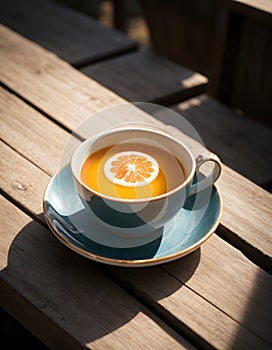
[71,125,222,237]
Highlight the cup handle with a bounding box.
[189,152,222,196]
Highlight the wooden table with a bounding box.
[1,24,272,350]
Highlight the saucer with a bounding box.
[43,166,223,267]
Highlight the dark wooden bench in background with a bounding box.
[138,0,272,127]
[81,51,208,105]
[0,0,208,105]
[0,0,137,67]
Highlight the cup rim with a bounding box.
[71,127,196,203]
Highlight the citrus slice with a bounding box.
[104,151,159,187]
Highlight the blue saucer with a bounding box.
[43,166,222,267]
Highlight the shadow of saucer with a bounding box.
[45,201,165,260]
[1,214,201,348]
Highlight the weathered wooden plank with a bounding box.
[1,124,271,349]
[0,141,49,217]
[108,237,272,347]
[171,95,272,186]
[0,25,128,132]
[217,166,272,268]
[81,51,208,105]
[163,235,272,345]
[0,196,193,350]
[0,87,75,176]
[0,87,156,171]
[0,0,137,67]
[0,24,201,134]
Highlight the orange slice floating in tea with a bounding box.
[104,151,159,187]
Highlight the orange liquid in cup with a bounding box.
[80,143,185,199]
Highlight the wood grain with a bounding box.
[171,95,272,186]
[164,235,272,344]
[0,0,137,67]
[81,51,208,105]
[0,24,201,134]
[108,236,272,347]
[1,130,271,349]
[217,166,272,266]
[0,196,193,350]
[0,87,76,176]
[0,141,49,217]
[0,24,126,132]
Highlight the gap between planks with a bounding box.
[217,224,272,275]
[0,81,84,141]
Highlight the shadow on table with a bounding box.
[1,215,200,348]
[3,215,271,348]
[231,268,272,348]
[0,306,48,349]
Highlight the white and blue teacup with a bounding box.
[71,126,222,237]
